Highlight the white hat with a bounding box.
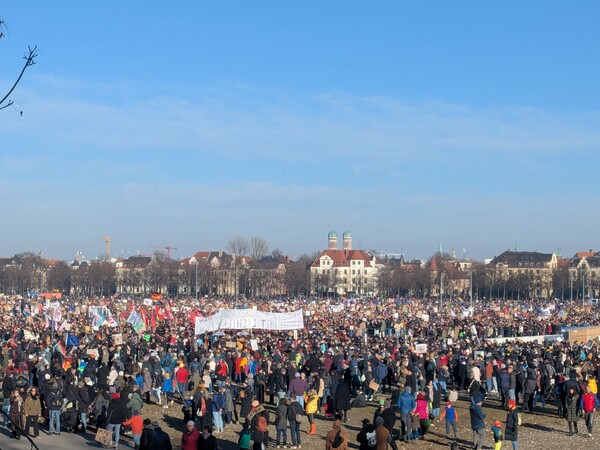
[44,374,51,380]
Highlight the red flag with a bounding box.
[150,311,156,331]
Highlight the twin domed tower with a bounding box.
[328,231,352,250]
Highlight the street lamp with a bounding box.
[570,271,573,303]
[195,262,199,301]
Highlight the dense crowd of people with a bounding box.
[0,294,599,449]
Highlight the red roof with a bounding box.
[311,249,373,268]
[430,256,438,272]
[575,251,595,259]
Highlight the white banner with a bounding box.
[195,309,304,335]
[330,304,344,313]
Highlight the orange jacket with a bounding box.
[122,415,143,435]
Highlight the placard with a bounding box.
[415,343,428,355]
[113,333,123,346]
[95,428,113,446]
[368,381,380,391]
[86,348,99,358]
[250,339,259,351]
[226,341,237,348]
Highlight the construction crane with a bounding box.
[103,236,111,261]
[151,245,177,259]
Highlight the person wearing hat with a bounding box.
[107,392,127,448]
[356,418,376,450]
[122,409,143,449]
[491,420,503,450]
[181,420,199,450]
[505,399,519,449]
[397,386,415,442]
[469,396,486,450]
[325,420,348,450]
[375,416,398,450]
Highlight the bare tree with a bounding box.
[0,19,38,113]
[250,236,269,261]
[227,236,249,258]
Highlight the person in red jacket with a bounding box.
[582,386,599,437]
[182,421,199,450]
[176,364,190,400]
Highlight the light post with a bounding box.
[470,270,473,308]
[195,262,199,301]
[582,270,586,307]
[570,271,573,303]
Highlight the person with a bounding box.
[439,401,458,440]
[122,409,144,449]
[46,382,64,435]
[238,421,252,450]
[305,388,319,435]
[197,425,219,450]
[397,386,416,442]
[139,418,157,450]
[374,416,398,450]
[212,387,226,433]
[357,418,376,450]
[9,388,24,440]
[275,398,289,448]
[107,392,128,448]
[23,386,42,438]
[182,421,200,450]
[565,385,580,435]
[251,410,269,450]
[77,380,93,432]
[469,396,486,450]
[491,420,502,450]
[414,392,430,439]
[582,385,599,437]
[153,421,173,450]
[325,419,348,450]
[288,394,304,449]
[333,376,351,422]
[504,400,519,449]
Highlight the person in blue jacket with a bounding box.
[397,386,416,442]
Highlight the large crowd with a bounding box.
[1,294,600,450]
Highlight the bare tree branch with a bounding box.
[0,45,38,112]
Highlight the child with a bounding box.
[162,372,174,408]
[439,401,458,440]
[182,398,194,423]
[491,420,503,450]
[122,410,143,450]
[238,421,251,450]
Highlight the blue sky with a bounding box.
[2,2,600,261]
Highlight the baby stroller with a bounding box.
[61,402,79,433]
[543,383,556,402]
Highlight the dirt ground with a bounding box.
[137,391,599,450]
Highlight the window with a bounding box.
[352,269,356,274]
[364,270,367,274]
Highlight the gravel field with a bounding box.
[130,390,599,450]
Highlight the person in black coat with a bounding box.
[333,379,351,422]
[153,422,173,450]
[197,425,219,450]
[107,393,128,447]
[77,381,92,432]
[139,419,157,450]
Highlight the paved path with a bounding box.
[0,427,133,450]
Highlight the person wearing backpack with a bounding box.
[357,418,376,450]
[326,419,348,450]
[252,413,269,450]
